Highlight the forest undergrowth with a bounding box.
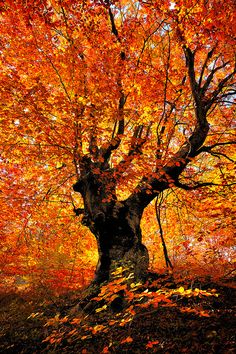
[0,269,235,354]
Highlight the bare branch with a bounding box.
[200,61,230,95]
[210,152,235,163]
[126,47,211,206]
[198,46,216,88]
[175,180,236,190]
[172,47,209,163]
[100,88,126,162]
[206,68,236,109]
[156,31,171,160]
[184,47,199,103]
[195,141,236,156]
[136,20,165,67]
[107,3,119,39]
[175,181,218,190]
[114,123,151,178]
[155,195,173,269]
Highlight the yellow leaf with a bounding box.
[178,286,185,293]
[95,304,107,313]
[92,324,107,334]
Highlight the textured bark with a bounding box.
[73,165,149,283]
[93,201,149,282]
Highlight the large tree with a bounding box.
[1,0,235,283]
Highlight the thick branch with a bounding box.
[130,125,144,154]
[88,105,99,158]
[123,48,234,211]
[89,133,99,158]
[126,47,210,207]
[171,47,209,163]
[184,47,199,103]
[108,4,119,39]
[100,89,126,162]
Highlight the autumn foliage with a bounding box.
[0,0,235,292]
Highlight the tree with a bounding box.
[0,0,235,284]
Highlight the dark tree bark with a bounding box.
[73,158,152,283]
[93,201,149,283]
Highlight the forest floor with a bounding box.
[0,272,235,354]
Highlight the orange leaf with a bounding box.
[121,336,133,344]
[199,311,210,317]
[146,340,160,349]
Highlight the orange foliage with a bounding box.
[0,0,235,292]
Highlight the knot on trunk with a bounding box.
[81,214,91,226]
[112,201,127,219]
[94,211,106,224]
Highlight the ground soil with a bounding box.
[0,274,235,353]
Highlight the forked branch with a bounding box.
[114,123,152,178]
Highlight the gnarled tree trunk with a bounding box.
[73,163,149,283]
[93,201,149,283]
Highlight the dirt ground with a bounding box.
[0,273,235,353]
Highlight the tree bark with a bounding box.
[93,200,149,283]
[73,168,149,283]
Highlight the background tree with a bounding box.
[0,0,235,285]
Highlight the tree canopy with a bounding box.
[0,0,235,290]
